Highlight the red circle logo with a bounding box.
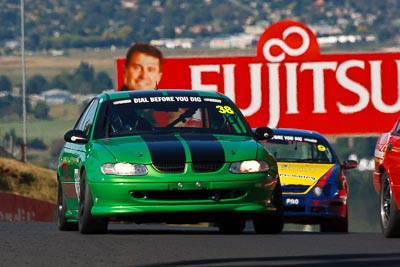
[256,20,320,62]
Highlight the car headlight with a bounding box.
[313,187,323,196]
[230,160,269,173]
[313,184,339,197]
[312,167,335,196]
[101,163,148,175]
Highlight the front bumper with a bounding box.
[372,171,382,193]
[282,195,347,224]
[88,178,278,222]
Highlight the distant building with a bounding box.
[209,37,231,49]
[41,89,74,104]
[150,38,195,49]
[4,40,19,50]
[73,94,97,104]
[209,34,257,49]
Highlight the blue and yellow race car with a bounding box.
[261,128,357,232]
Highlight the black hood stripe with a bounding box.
[181,134,225,163]
[141,135,186,163]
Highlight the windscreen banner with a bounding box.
[115,20,400,135]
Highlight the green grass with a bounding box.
[0,103,83,168]
[1,103,83,147]
[1,119,75,144]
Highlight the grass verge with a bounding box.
[0,157,57,203]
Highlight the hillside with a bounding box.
[1,1,400,52]
[0,157,57,204]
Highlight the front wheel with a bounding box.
[79,172,108,234]
[380,171,400,237]
[253,213,283,234]
[218,217,246,234]
[320,212,348,233]
[253,180,284,234]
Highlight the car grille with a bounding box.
[284,206,305,212]
[131,189,246,201]
[152,163,185,173]
[152,162,224,173]
[192,162,223,172]
[282,185,309,193]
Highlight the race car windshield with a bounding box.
[94,96,251,138]
[265,135,334,163]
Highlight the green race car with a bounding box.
[57,89,282,234]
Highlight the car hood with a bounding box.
[94,134,259,164]
[278,162,336,187]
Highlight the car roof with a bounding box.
[271,128,327,140]
[98,89,227,101]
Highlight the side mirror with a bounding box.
[64,130,88,144]
[343,159,358,170]
[254,127,274,140]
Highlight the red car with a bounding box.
[373,119,400,237]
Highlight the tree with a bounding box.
[0,95,30,119]
[93,71,113,92]
[0,75,12,92]
[50,71,71,90]
[28,138,47,150]
[27,74,48,94]
[3,128,23,152]
[116,25,133,41]
[69,62,95,94]
[75,61,94,82]
[32,101,50,119]
[28,33,41,51]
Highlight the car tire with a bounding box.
[253,180,284,234]
[57,183,78,231]
[253,213,284,234]
[78,173,108,234]
[380,171,400,238]
[218,217,246,234]
[320,212,348,233]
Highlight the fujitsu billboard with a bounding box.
[115,20,400,135]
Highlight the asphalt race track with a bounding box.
[1,221,400,267]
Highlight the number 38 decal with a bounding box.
[216,105,234,114]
